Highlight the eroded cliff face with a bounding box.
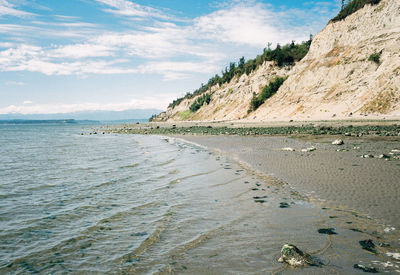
[251,0,400,121]
[157,61,291,121]
[157,0,400,122]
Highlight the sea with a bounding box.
[0,123,399,274]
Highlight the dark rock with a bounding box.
[278,244,317,267]
[280,202,290,208]
[359,239,377,254]
[253,196,267,199]
[318,228,337,235]
[132,232,148,237]
[378,242,390,247]
[353,264,379,273]
[254,199,266,203]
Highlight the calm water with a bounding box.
[0,124,399,274]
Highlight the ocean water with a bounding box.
[0,124,399,274]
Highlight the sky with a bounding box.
[0,0,341,114]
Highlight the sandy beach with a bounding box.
[179,134,400,229]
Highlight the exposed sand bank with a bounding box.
[178,135,400,229]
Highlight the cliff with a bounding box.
[156,0,400,122]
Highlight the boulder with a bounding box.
[318,228,337,235]
[375,154,390,159]
[359,239,377,254]
[361,154,374,158]
[301,146,316,152]
[282,147,295,151]
[278,244,316,267]
[332,139,344,145]
[353,264,379,273]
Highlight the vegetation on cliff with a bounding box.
[249,76,287,113]
[332,0,381,22]
[368,51,382,64]
[168,38,312,110]
[189,93,211,112]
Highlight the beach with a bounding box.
[179,134,400,229]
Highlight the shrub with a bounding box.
[249,76,287,112]
[331,0,381,22]
[368,51,381,64]
[149,114,157,122]
[189,93,211,112]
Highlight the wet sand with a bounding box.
[179,135,400,229]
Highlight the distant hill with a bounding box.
[0,109,163,121]
[0,119,80,125]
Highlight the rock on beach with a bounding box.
[332,139,344,145]
[278,244,317,267]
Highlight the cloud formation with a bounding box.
[0,1,333,79]
[95,0,169,20]
[0,0,339,113]
[0,0,35,17]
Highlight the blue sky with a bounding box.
[0,0,340,114]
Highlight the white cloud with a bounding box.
[53,15,80,21]
[0,42,14,48]
[49,43,113,59]
[23,100,32,104]
[96,0,169,20]
[5,81,25,86]
[193,2,312,47]
[0,1,335,79]
[0,0,35,17]
[138,61,220,80]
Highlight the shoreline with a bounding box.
[100,120,400,227]
[176,134,400,229]
[99,120,400,233]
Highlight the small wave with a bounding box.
[25,184,58,192]
[168,169,220,186]
[121,163,139,169]
[210,175,246,188]
[117,215,171,263]
[158,158,176,167]
[168,169,179,175]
